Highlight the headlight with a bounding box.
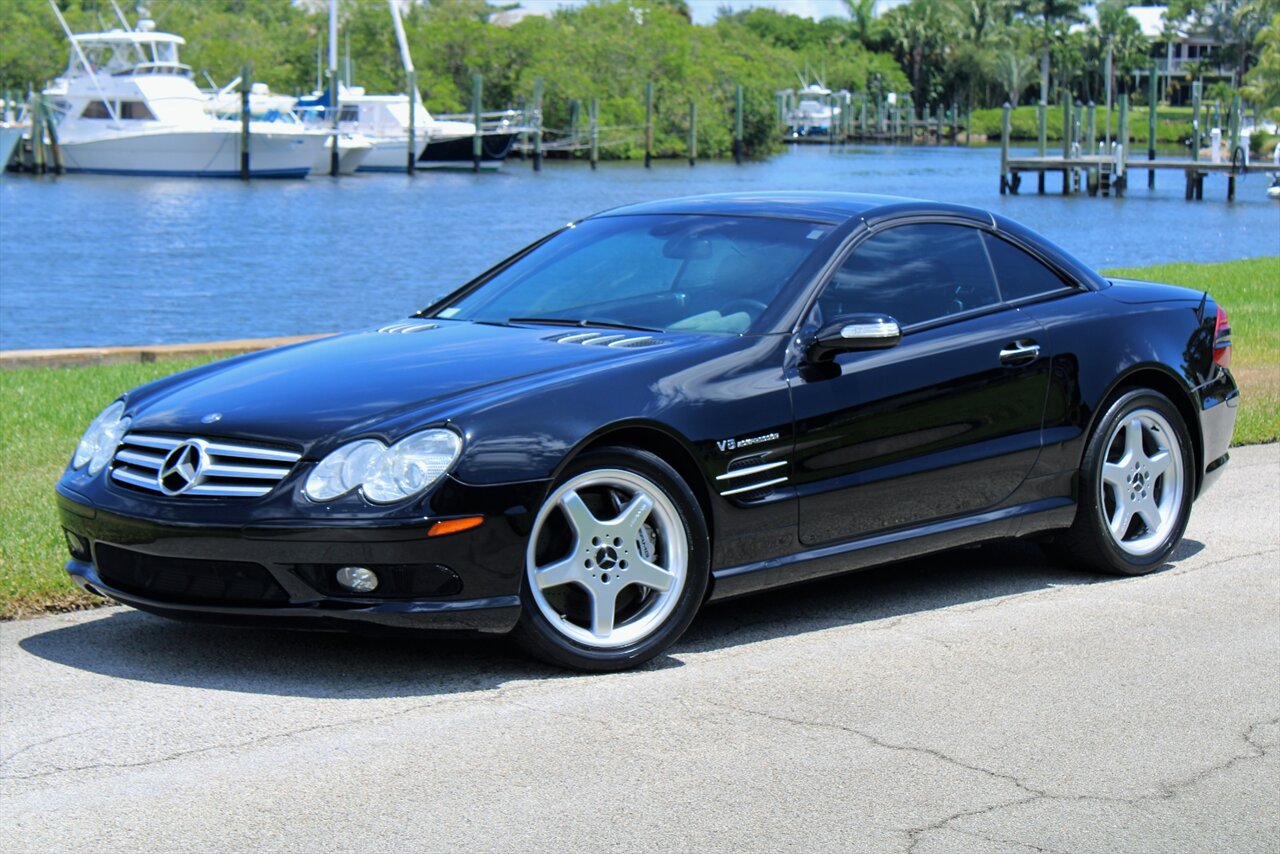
[303,429,462,504]
[303,439,385,502]
[72,400,130,476]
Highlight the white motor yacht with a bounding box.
[43,19,326,177]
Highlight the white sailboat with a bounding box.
[41,7,325,178]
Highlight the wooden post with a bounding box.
[1061,93,1071,194]
[1190,79,1201,164]
[532,77,543,172]
[859,97,866,139]
[406,69,417,176]
[1116,93,1128,197]
[30,94,45,174]
[243,67,254,179]
[42,96,64,174]
[734,84,744,164]
[1227,92,1242,201]
[1103,43,1113,151]
[589,96,598,171]
[688,100,697,166]
[935,105,942,145]
[951,101,958,146]
[964,102,971,147]
[1147,65,1157,188]
[471,73,482,173]
[644,80,653,168]
[1086,101,1096,156]
[1037,100,1047,194]
[999,102,1011,194]
[328,68,339,177]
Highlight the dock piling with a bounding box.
[1116,93,1129,197]
[734,85,744,164]
[688,100,697,166]
[1037,100,1047,194]
[406,69,416,176]
[242,66,253,180]
[1147,66,1157,188]
[999,102,1011,194]
[42,96,64,174]
[589,97,598,171]
[644,81,653,169]
[532,77,543,172]
[1061,94,1071,194]
[327,67,338,177]
[471,73,483,173]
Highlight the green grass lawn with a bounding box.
[1101,257,1279,447]
[1,256,1275,618]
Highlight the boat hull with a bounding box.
[310,136,373,175]
[416,132,516,171]
[356,135,429,173]
[58,127,325,177]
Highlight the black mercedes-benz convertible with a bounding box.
[57,192,1238,670]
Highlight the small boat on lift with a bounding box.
[40,8,325,177]
[787,82,838,137]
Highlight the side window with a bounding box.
[981,233,1072,302]
[818,223,999,327]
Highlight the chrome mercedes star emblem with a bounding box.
[158,441,206,496]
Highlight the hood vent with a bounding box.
[378,321,439,334]
[552,332,664,349]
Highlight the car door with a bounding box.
[790,221,1053,546]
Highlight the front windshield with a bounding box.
[432,214,833,334]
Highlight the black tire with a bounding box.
[512,446,710,671]
[1051,389,1194,575]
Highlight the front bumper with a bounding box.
[57,489,530,634]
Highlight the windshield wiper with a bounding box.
[507,317,661,333]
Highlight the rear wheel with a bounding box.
[1052,389,1194,575]
[513,447,709,671]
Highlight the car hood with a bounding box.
[126,321,696,451]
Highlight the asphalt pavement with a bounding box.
[3,443,1277,853]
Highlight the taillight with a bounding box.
[1212,305,1232,370]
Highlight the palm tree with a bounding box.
[993,50,1037,105]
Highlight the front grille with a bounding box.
[95,544,289,606]
[111,433,300,498]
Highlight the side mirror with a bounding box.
[806,314,901,362]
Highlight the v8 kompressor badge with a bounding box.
[716,432,781,453]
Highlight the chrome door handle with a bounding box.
[999,340,1041,365]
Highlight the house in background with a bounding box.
[1126,5,1235,105]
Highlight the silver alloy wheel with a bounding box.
[526,468,688,649]
[1098,407,1185,557]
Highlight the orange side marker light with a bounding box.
[427,516,485,537]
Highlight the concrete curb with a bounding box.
[0,334,335,370]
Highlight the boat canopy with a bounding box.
[67,30,190,78]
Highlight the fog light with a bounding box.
[64,530,90,560]
[335,566,379,594]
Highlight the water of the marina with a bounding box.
[1,143,1276,350]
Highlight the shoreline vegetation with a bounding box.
[1,256,1275,620]
[3,0,1277,161]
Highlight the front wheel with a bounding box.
[1052,389,1194,575]
[513,447,709,671]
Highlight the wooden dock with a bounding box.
[997,88,1261,202]
[1004,154,1257,200]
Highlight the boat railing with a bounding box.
[435,109,530,134]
